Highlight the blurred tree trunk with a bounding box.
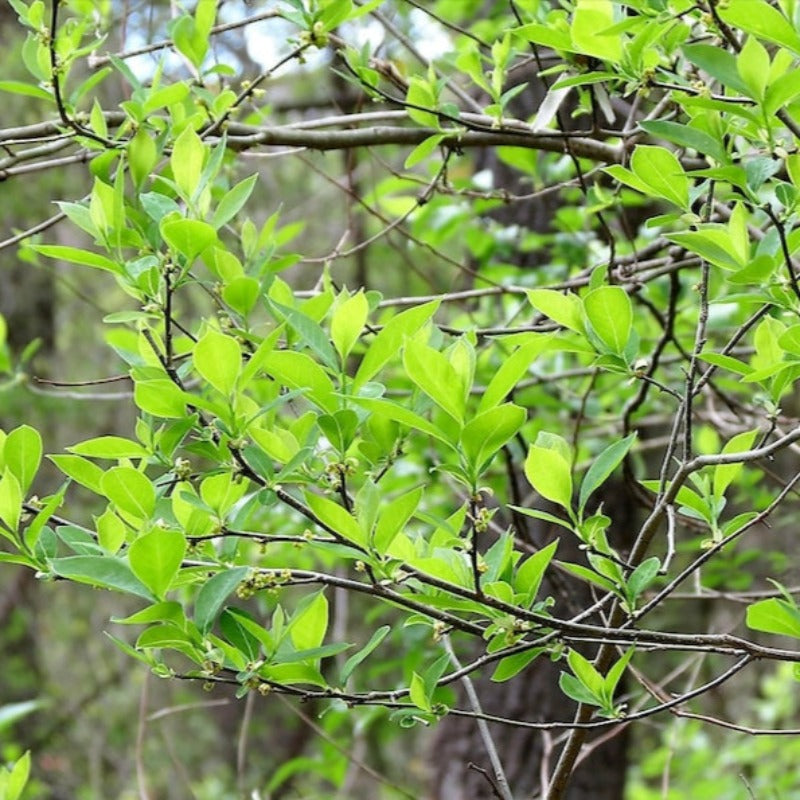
[0,0,55,746]
[428,71,633,800]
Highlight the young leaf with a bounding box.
[625,557,660,608]
[171,125,206,198]
[128,528,186,599]
[68,436,149,460]
[527,289,584,332]
[331,290,369,362]
[212,174,258,229]
[746,598,800,638]
[524,445,573,511]
[305,492,366,547]
[0,469,22,534]
[583,287,633,355]
[630,145,689,209]
[579,433,636,513]
[712,429,759,499]
[49,454,105,493]
[460,404,526,474]
[3,424,42,493]
[403,339,466,423]
[340,625,391,685]
[101,467,156,520]
[491,648,543,682]
[289,591,329,651]
[50,556,156,601]
[515,540,558,605]
[409,670,432,712]
[193,328,241,396]
[194,566,249,634]
[354,300,439,388]
[373,487,422,554]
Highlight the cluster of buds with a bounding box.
[324,458,357,491]
[472,506,493,534]
[235,569,292,599]
[173,457,192,480]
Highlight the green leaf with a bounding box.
[559,561,619,595]
[68,436,148,460]
[491,648,543,682]
[194,566,249,634]
[403,339,466,423]
[515,540,558,604]
[713,429,759,499]
[405,77,439,127]
[270,300,339,371]
[290,591,329,651]
[697,352,751,376]
[719,0,800,55]
[0,469,22,534]
[524,444,573,511]
[746,598,800,638]
[603,646,634,700]
[461,404,526,473]
[212,174,258,229]
[171,125,206,198]
[0,702,40,734]
[527,289,584,332]
[559,671,600,706]
[340,625,391,685]
[409,670,432,712]
[638,120,727,164]
[405,134,445,168]
[567,648,604,696]
[261,350,337,413]
[3,425,42,493]
[478,334,553,412]
[161,219,217,262]
[32,244,121,273]
[193,328,241,396]
[640,479,711,521]
[200,472,248,516]
[354,301,439,388]
[373,487,422,554]
[128,528,186,599]
[222,276,260,316]
[134,379,189,418]
[737,36,770,100]
[331,290,369,362]
[50,556,156,601]
[510,506,575,533]
[0,80,52,100]
[683,44,750,95]
[666,228,744,270]
[604,164,657,197]
[128,127,158,189]
[516,23,573,52]
[101,466,156,520]
[583,286,633,354]
[95,508,127,554]
[630,145,689,209]
[571,0,621,62]
[305,491,366,547]
[49,454,104,493]
[356,398,454,445]
[626,557,660,606]
[579,433,636,513]
[4,750,31,800]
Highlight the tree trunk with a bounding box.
[428,68,635,799]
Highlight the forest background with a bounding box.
[4,1,800,799]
